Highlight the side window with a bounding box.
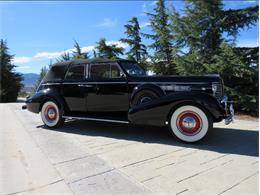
[91,64,110,80]
[90,64,123,80]
[111,64,121,78]
[65,65,85,80]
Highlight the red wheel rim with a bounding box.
[176,111,202,136]
[44,105,57,122]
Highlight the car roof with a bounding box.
[51,58,135,67]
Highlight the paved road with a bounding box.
[0,103,258,194]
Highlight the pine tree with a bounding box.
[34,66,48,91]
[34,60,53,92]
[95,38,124,59]
[120,17,147,64]
[170,0,259,115]
[0,39,23,102]
[143,0,174,74]
[93,50,97,58]
[212,43,258,115]
[57,52,71,62]
[72,41,89,59]
[170,0,259,74]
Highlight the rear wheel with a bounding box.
[41,101,64,128]
[169,105,212,142]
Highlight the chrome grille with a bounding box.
[213,82,223,102]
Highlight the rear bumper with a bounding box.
[221,95,234,125]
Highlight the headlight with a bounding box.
[212,82,223,102]
[212,83,218,95]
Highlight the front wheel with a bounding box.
[41,101,64,128]
[169,105,212,142]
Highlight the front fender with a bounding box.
[128,92,225,126]
[26,88,67,114]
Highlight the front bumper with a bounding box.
[221,95,234,125]
[22,96,41,113]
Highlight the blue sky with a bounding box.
[0,0,259,74]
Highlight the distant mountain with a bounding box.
[20,73,39,93]
[22,73,39,87]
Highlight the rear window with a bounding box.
[65,65,85,80]
[42,65,68,82]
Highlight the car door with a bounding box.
[87,63,129,112]
[62,64,88,113]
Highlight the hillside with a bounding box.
[21,73,39,93]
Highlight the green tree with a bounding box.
[95,38,124,59]
[212,43,258,115]
[120,17,147,64]
[143,0,175,74]
[72,41,89,59]
[170,0,258,73]
[170,0,259,115]
[0,39,23,102]
[34,66,48,91]
[34,60,53,92]
[57,52,71,62]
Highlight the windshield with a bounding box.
[120,62,146,76]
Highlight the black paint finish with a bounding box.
[25,58,229,125]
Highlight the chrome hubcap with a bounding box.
[176,111,202,136]
[182,117,196,129]
[47,108,56,119]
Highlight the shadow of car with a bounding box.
[38,120,259,157]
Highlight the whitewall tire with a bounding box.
[41,101,64,128]
[170,105,212,142]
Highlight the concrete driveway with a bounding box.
[0,102,258,194]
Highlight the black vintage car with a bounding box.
[23,58,234,142]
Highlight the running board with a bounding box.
[62,116,129,124]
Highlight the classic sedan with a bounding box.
[23,58,234,142]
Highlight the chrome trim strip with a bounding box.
[62,116,129,124]
[62,82,127,85]
[42,81,209,86]
[42,83,61,86]
[128,82,209,85]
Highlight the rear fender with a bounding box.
[130,83,165,106]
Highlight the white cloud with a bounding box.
[96,18,117,27]
[34,51,64,59]
[149,1,157,6]
[12,57,32,64]
[11,40,128,64]
[15,65,31,70]
[81,45,95,53]
[34,45,96,59]
[106,40,128,49]
[140,22,150,28]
